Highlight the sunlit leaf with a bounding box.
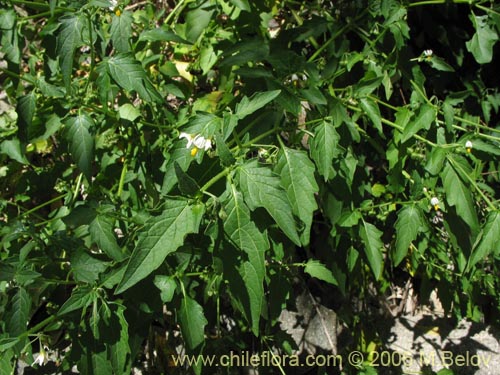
[115,199,204,293]
[239,160,300,245]
[276,147,318,245]
[359,220,384,279]
[65,113,94,180]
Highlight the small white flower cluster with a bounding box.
[179,132,212,156]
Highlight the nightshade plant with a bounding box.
[0,0,499,374]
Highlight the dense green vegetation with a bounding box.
[1,0,499,374]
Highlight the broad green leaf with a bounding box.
[224,185,269,266]
[106,54,162,103]
[58,285,95,315]
[118,103,141,122]
[178,295,208,350]
[360,97,383,134]
[393,205,424,266]
[275,147,318,245]
[429,56,455,72]
[401,104,436,142]
[108,305,131,375]
[0,139,29,164]
[359,221,384,279]
[230,0,251,12]
[138,27,191,44]
[467,212,500,271]
[89,215,125,261]
[110,10,132,53]
[161,142,194,195]
[0,337,19,352]
[223,185,267,334]
[441,157,479,233]
[425,147,446,175]
[56,15,87,89]
[0,9,20,64]
[235,90,281,120]
[6,287,31,338]
[66,114,94,180]
[309,120,340,180]
[238,160,301,245]
[16,92,36,143]
[466,14,498,64]
[214,133,235,166]
[174,161,199,196]
[185,6,214,43]
[304,259,338,286]
[115,200,204,293]
[71,249,109,283]
[154,275,177,303]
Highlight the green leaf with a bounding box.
[138,27,191,44]
[178,295,208,350]
[466,14,498,64]
[223,185,267,334]
[6,287,31,337]
[58,285,95,315]
[275,147,318,245]
[441,157,479,233]
[154,275,177,303]
[304,260,338,286]
[89,215,125,261]
[66,114,94,180]
[224,185,269,265]
[108,305,131,374]
[16,92,36,143]
[428,56,455,72]
[118,103,141,122]
[359,221,384,279]
[309,120,340,180]
[174,161,200,196]
[71,249,109,283]
[110,10,132,53]
[230,0,251,12]
[393,205,424,266]
[161,141,194,194]
[401,104,436,142]
[425,147,446,175]
[0,139,29,164]
[467,212,500,271]
[235,90,281,120]
[0,9,20,64]
[56,15,87,89]
[360,97,383,134]
[115,199,204,294]
[239,160,301,245]
[185,6,214,43]
[106,53,162,103]
[214,133,235,166]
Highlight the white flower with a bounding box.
[423,49,433,57]
[465,140,473,153]
[32,347,48,367]
[179,132,212,156]
[109,0,118,10]
[430,197,440,211]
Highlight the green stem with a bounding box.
[0,68,35,85]
[308,24,350,62]
[199,168,231,193]
[475,4,500,17]
[164,0,187,25]
[20,194,68,218]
